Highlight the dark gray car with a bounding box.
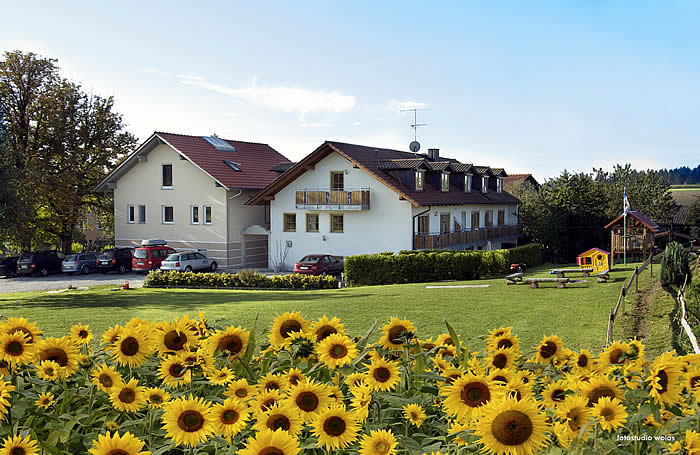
[62,252,98,274]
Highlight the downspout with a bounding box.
[412,205,431,250]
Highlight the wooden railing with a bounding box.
[413,224,522,249]
[295,188,370,210]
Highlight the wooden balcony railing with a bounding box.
[295,188,370,210]
[413,224,522,249]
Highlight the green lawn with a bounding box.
[0,262,654,353]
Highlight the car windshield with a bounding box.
[134,249,148,259]
[65,255,77,261]
[299,256,321,263]
[19,253,33,261]
[99,250,115,259]
[165,254,180,261]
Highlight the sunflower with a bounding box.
[176,314,205,342]
[403,403,427,427]
[225,378,254,400]
[258,372,289,392]
[285,331,317,361]
[91,363,123,394]
[112,327,153,368]
[504,380,534,402]
[449,419,471,445]
[534,335,564,363]
[487,368,515,386]
[35,391,55,409]
[0,331,34,366]
[486,348,517,371]
[441,373,500,420]
[541,379,572,409]
[573,349,595,372]
[312,404,360,450]
[269,312,311,348]
[36,360,62,382]
[158,356,191,388]
[599,341,631,367]
[254,401,304,436]
[87,431,150,455]
[487,326,512,341]
[350,382,373,423]
[207,367,235,386]
[154,320,196,355]
[101,325,123,351]
[284,367,306,387]
[591,396,627,431]
[487,332,521,354]
[0,434,39,455]
[359,429,398,455]
[312,315,346,341]
[364,357,401,392]
[579,374,623,406]
[0,379,13,420]
[144,387,171,409]
[668,430,700,454]
[474,396,549,455]
[555,395,592,440]
[627,338,646,361]
[205,325,249,359]
[250,389,285,416]
[238,428,300,455]
[288,379,333,422]
[685,365,700,399]
[0,317,42,344]
[345,372,367,388]
[379,317,417,350]
[35,336,79,378]
[110,378,146,413]
[211,397,251,441]
[161,395,214,447]
[316,333,359,369]
[441,368,466,386]
[70,324,92,345]
[105,421,120,432]
[78,353,91,368]
[646,351,684,406]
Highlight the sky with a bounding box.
[2,1,699,182]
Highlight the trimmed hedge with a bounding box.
[345,243,541,286]
[143,269,338,290]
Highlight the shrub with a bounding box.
[506,243,542,267]
[661,241,691,289]
[143,270,337,289]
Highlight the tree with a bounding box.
[687,195,700,241]
[0,50,136,252]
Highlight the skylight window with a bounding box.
[203,135,236,152]
[223,160,241,171]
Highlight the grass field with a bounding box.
[670,185,700,207]
[0,262,654,353]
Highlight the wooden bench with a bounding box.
[525,278,587,289]
[597,271,610,283]
[505,272,524,285]
[551,268,593,278]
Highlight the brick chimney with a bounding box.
[427,148,439,161]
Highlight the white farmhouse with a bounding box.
[94,132,290,270]
[248,142,521,270]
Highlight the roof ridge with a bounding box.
[155,131,270,147]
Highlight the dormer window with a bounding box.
[464,174,472,192]
[441,172,450,192]
[415,170,424,191]
[482,176,488,193]
[497,177,503,193]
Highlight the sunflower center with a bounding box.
[492,375,507,384]
[259,448,284,455]
[44,366,55,376]
[289,375,301,386]
[656,370,669,394]
[388,326,407,344]
[11,447,27,455]
[120,337,140,356]
[568,410,582,431]
[105,450,129,455]
[280,320,302,338]
[178,410,204,432]
[552,389,566,402]
[222,409,239,424]
[261,398,276,411]
[323,416,346,436]
[317,325,337,341]
[461,382,490,407]
[601,408,613,420]
[269,414,291,431]
[587,386,615,406]
[446,373,461,384]
[374,441,389,454]
[539,341,557,359]
[9,327,33,343]
[373,367,391,382]
[491,410,534,446]
[497,339,513,350]
[169,363,185,378]
[79,330,89,338]
[330,344,348,359]
[690,376,700,388]
[577,355,589,367]
[0,360,8,369]
[6,341,23,356]
[118,388,136,404]
[150,395,163,404]
[297,392,319,411]
[219,334,243,354]
[609,349,623,364]
[40,348,68,366]
[493,354,507,369]
[99,374,113,388]
[164,330,187,351]
[234,388,248,398]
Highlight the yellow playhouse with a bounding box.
[577,248,611,274]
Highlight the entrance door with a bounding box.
[440,213,450,234]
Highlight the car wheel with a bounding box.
[118,264,127,274]
[184,266,192,273]
[81,265,90,275]
[40,268,48,277]
[210,262,217,272]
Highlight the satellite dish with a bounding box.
[409,141,421,153]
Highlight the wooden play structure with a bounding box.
[604,211,667,266]
[576,248,611,274]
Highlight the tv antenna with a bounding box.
[400,108,430,154]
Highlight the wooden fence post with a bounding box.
[650,257,653,277]
[635,266,639,293]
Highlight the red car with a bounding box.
[132,239,177,273]
[293,254,344,277]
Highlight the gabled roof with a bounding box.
[472,166,491,175]
[94,132,290,191]
[578,247,610,257]
[604,210,665,233]
[247,141,519,207]
[503,174,540,190]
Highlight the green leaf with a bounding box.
[356,319,378,352]
[444,319,462,365]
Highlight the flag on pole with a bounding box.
[623,189,631,216]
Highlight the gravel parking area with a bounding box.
[0,272,144,293]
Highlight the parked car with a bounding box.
[97,248,134,274]
[132,240,177,273]
[293,254,344,277]
[62,252,98,275]
[160,252,217,272]
[0,256,18,278]
[16,250,65,277]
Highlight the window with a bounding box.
[306,214,319,232]
[415,171,424,191]
[417,215,429,234]
[497,209,505,226]
[441,172,450,192]
[471,211,481,229]
[283,213,296,231]
[331,172,344,190]
[96,217,103,230]
[162,206,174,224]
[440,213,450,233]
[204,206,212,224]
[481,176,488,193]
[162,164,173,188]
[461,211,467,228]
[497,177,503,193]
[127,205,135,224]
[138,205,146,224]
[191,206,199,224]
[465,174,472,192]
[330,214,344,233]
[485,210,493,227]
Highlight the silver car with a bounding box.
[160,252,217,272]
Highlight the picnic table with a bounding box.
[505,272,524,285]
[550,268,593,278]
[525,277,587,289]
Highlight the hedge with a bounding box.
[143,269,338,290]
[345,243,541,286]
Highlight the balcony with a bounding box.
[414,224,522,249]
[295,188,370,211]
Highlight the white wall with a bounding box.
[269,152,414,269]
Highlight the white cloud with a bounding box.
[300,122,334,128]
[386,100,428,112]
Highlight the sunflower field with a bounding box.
[0,312,698,455]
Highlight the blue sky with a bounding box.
[3,1,699,181]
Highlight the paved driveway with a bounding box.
[0,272,144,293]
